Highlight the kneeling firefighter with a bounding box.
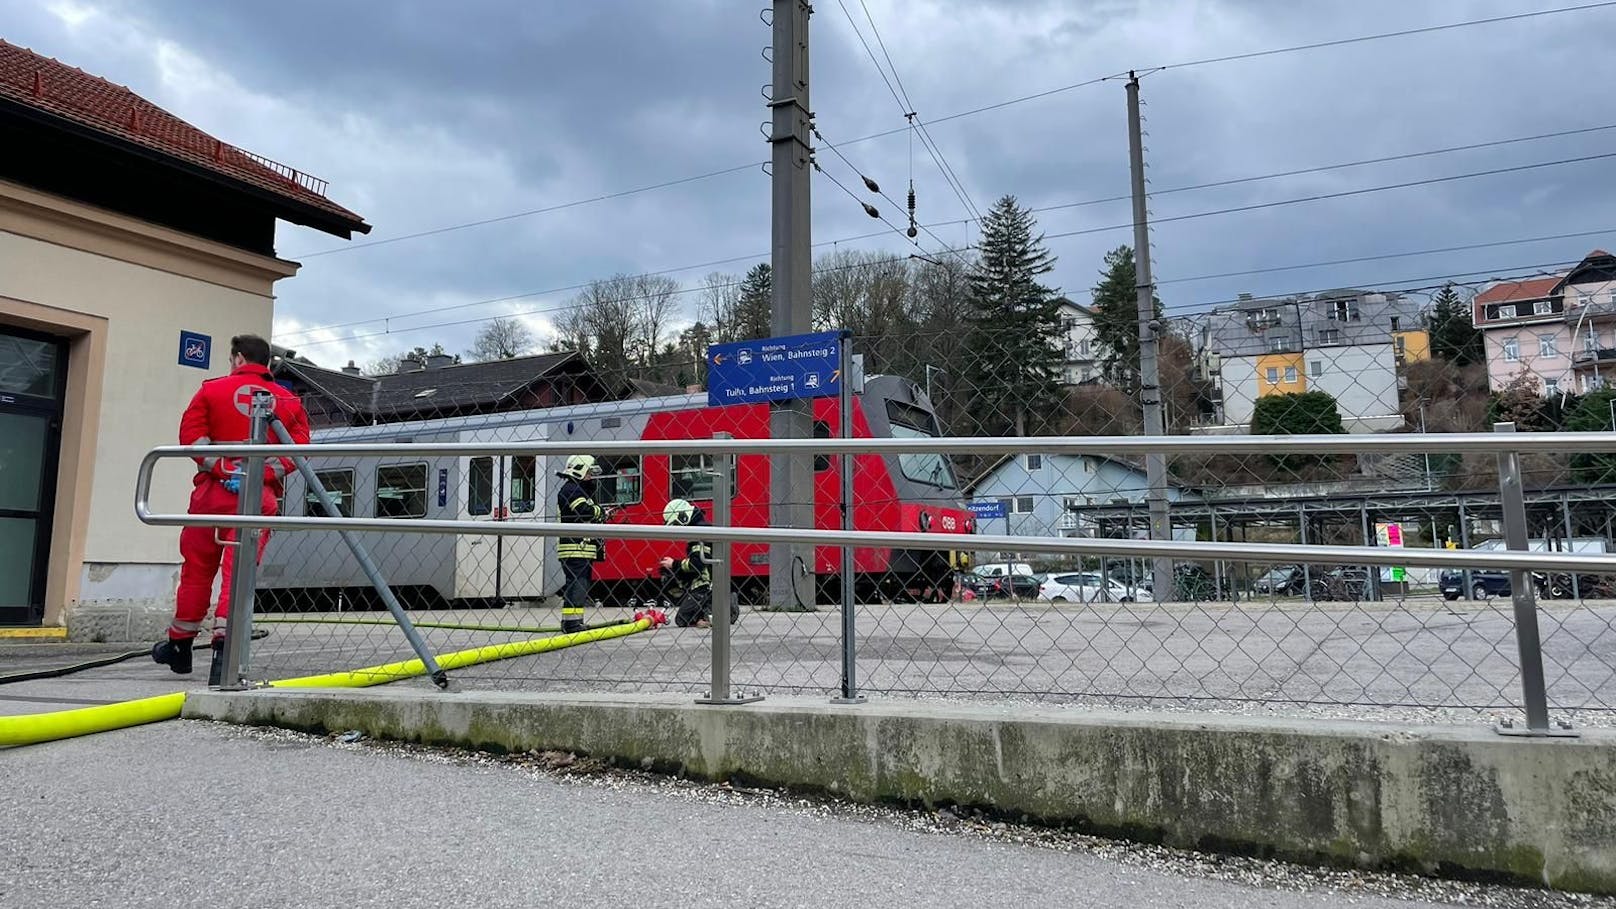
[556,454,608,633]
[659,498,739,629]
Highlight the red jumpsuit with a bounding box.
[169,364,310,642]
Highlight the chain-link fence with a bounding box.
[137,358,1616,727]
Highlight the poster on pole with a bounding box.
[1375,522,1406,582]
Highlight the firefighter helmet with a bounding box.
[562,454,600,480]
[663,498,695,526]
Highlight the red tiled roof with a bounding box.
[0,39,367,232]
[1473,276,1560,305]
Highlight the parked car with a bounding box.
[1251,565,1305,596]
[1307,566,1373,601]
[969,562,1034,598]
[1040,572,1135,603]
[1440,569,1511,601]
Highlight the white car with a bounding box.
[1040,572,1135,603]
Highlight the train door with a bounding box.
[455,425,549,602]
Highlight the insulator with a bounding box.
[862,202,880,219]
[862,175,880,194]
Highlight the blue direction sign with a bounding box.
[707,330,842,407]
[967,500,1007,520]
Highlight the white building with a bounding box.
[1056,297,1101,385]
[1216,344,1404,434]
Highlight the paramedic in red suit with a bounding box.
[151,334,310,685]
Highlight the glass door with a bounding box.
[0,327,67,625]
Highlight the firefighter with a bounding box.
[152,334,310,685]
[556,454,607,632]
[658,498,739,629]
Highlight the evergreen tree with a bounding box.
[1428,283,1482,366]
[734,263,773,341]
[962,195,1063,436]
[1566,387,1616,482]
[1090,245,1162,388]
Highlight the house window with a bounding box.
[1318,328,1341,344]
[376,464,428,519]
[1587,331,1600,353]
[1008,496,1036,514]
[671,454,736,501]
[1390,317,1401,331]
[1310,360,1324,378]
[1025,454,1043,471]
[1330,299,1359,322]
[1268,338,1289,353]
[595,455,642,506]
[1546,379,1560,396]
[1284,366,1298,383]
[1503,338,1520,363]
[1536,300,1555,316]
[1079,339,1091,357]
[1486,304,1502,321]
[1395,336,1407,355]
[1266,367,1280,384]
[1579,294,1593,308]
[304,469,354,518]
[1540,334,1559,359]
[468,457,494,516]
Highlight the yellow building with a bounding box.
[1255,352,1307,396]
[0,42,368,631]
[1393,329,1431,366]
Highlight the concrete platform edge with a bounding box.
[183,689,1616,894]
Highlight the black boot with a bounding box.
[208,638,226,687]
[151,637,193,675]
[560,619,586,634]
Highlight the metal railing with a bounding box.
[136,419,1616,736]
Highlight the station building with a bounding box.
[0,40,367,631]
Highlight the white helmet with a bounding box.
[563,454,600,480]
[663,498,695,526]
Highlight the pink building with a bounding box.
[1476,250,1616,395]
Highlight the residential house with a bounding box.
[1473,274,1569,394]
[1055,297,1100,385]
[0,40,367,628]
[273,350,616,428]
[1197,289,1427,433]
[965,452,1191,540]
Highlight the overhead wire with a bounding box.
[836,0,982,226]
[283,2,1616,261]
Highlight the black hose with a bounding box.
[0,629,269,686]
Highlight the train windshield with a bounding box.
[885,399,957,490]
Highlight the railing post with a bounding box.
[1493,422,1566,736]
[697,432,761,705]
[833,335,863,704]
[216,391,271,690]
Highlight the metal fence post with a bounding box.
[1493,422,1567,736]
[270,417,447,688]
[697,432,761,705]
[216,391,271,690]
[833,335,864,704]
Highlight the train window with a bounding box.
[596,455,642,506]
[813,421,831,472]
[885,400,957,490]
[468,457,494,516]
[376,464,428,519]
[304,469,354,518]
[671,454,736,501]
[510,456,537,513]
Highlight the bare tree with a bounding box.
[466,317,536,361]
[554,273,683,382]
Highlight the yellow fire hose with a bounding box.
[0,616,656,749]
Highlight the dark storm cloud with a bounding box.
[7,0,1616,365]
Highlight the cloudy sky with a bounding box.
[7,0,1616,368]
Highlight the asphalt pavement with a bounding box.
[1,720,1574,909]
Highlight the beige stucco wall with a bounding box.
[0,178,296,624]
